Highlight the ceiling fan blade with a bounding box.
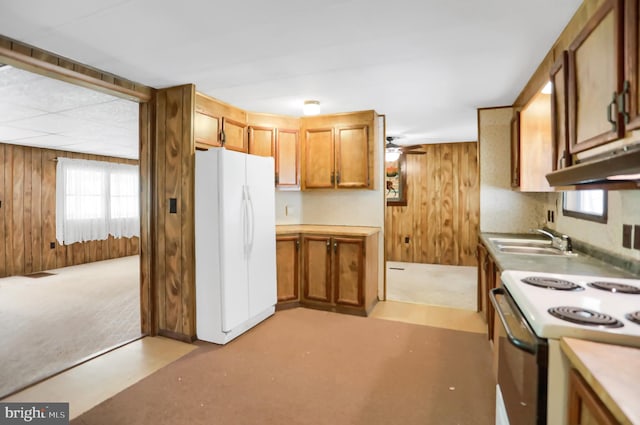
[402,144,424,150]
[404,151,426,155]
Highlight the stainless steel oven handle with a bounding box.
[489,287,537,355]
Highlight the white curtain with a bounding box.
[56,158,139,245]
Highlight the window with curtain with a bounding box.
[56,158,140,245]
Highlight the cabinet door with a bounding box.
[624,0,640,130]
[275,129,300,189]
[194,111,221,148]
[248,126,274,157]
[302,235,332,302]
[568,0,624,153]
[304,128,334,188]
[276,236,299,303]
[222,117,248,153]
[568,369,618,425]
[551,52,571,170]
[335,125,369,188]
[333,237,364,307]
[510,111,521,187]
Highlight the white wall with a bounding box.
[544,191,640,262]
[479,107,547,233]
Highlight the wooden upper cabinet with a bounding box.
[333,237,364,307]
[551,52,571,170]
[276,129,300,189]
[194,110,221,148]
[222,117,248,153]
[624,0,640,130]
[519,89,553,192]
[510,111,521,188]
[248,126,274,157]
[304,128,334,188]
[568,0,624,153]
[336,125,369,188]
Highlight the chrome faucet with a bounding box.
[532,228,573,253]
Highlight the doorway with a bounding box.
[383,141,480,310]
[0,64,143,397]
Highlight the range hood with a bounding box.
[546,144,640,187]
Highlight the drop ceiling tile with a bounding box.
[8,113,92,134]
[0,125,48,141]
[14,134,78,149]
[60,99,139,127]
[0,103,47,123]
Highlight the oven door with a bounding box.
[490,287,548,425]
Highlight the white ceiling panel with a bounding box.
[0,0,582,143]
[0,125,48,141]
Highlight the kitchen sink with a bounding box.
[488,237,577,257]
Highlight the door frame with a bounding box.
[0,36,156,335]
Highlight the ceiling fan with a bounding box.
[385,136,425,161]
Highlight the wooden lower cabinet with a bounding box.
[568,368,618,425]
[275,235,300,308]
[477,240,497,341]
[275,231,378,316]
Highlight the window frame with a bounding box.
[562,190,608,223]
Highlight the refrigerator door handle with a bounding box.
[242,185,250,258]
[247,190,256,256]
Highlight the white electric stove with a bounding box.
[501,270,640,346]
[493,270,640,425]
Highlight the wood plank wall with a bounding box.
[385,142,479,266]
[153,85,196,341]
[0,143,139,278]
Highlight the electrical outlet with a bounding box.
[622,224,632,249]
[634,225,640,250]
[50,242,55,249]
[404,236,410,244]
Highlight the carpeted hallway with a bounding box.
[72,308,495,425]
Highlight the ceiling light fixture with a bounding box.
[385,150,401,162]
[303,100,320,116]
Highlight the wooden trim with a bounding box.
[567,0,625,154]
[0,35,152,102]
[510,111,521,188]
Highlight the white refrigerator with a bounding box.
[195,148,277,344]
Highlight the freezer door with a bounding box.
[245,154,278,317]
[219,149,250,332]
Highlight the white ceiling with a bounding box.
[0,0,582,151]
[0,65,139,159]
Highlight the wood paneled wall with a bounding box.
[0,143,139,278]
[385,142,479,266]
[152,84,196,341]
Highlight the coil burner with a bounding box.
[548,306,623,328]
[587,281,640,294]
[626,311,640,326]
[521,276,583,291]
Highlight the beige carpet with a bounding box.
[387,261,477,310]
[0,255,141,397]
[72,308,495,425]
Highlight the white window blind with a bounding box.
[56,158,140,245]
